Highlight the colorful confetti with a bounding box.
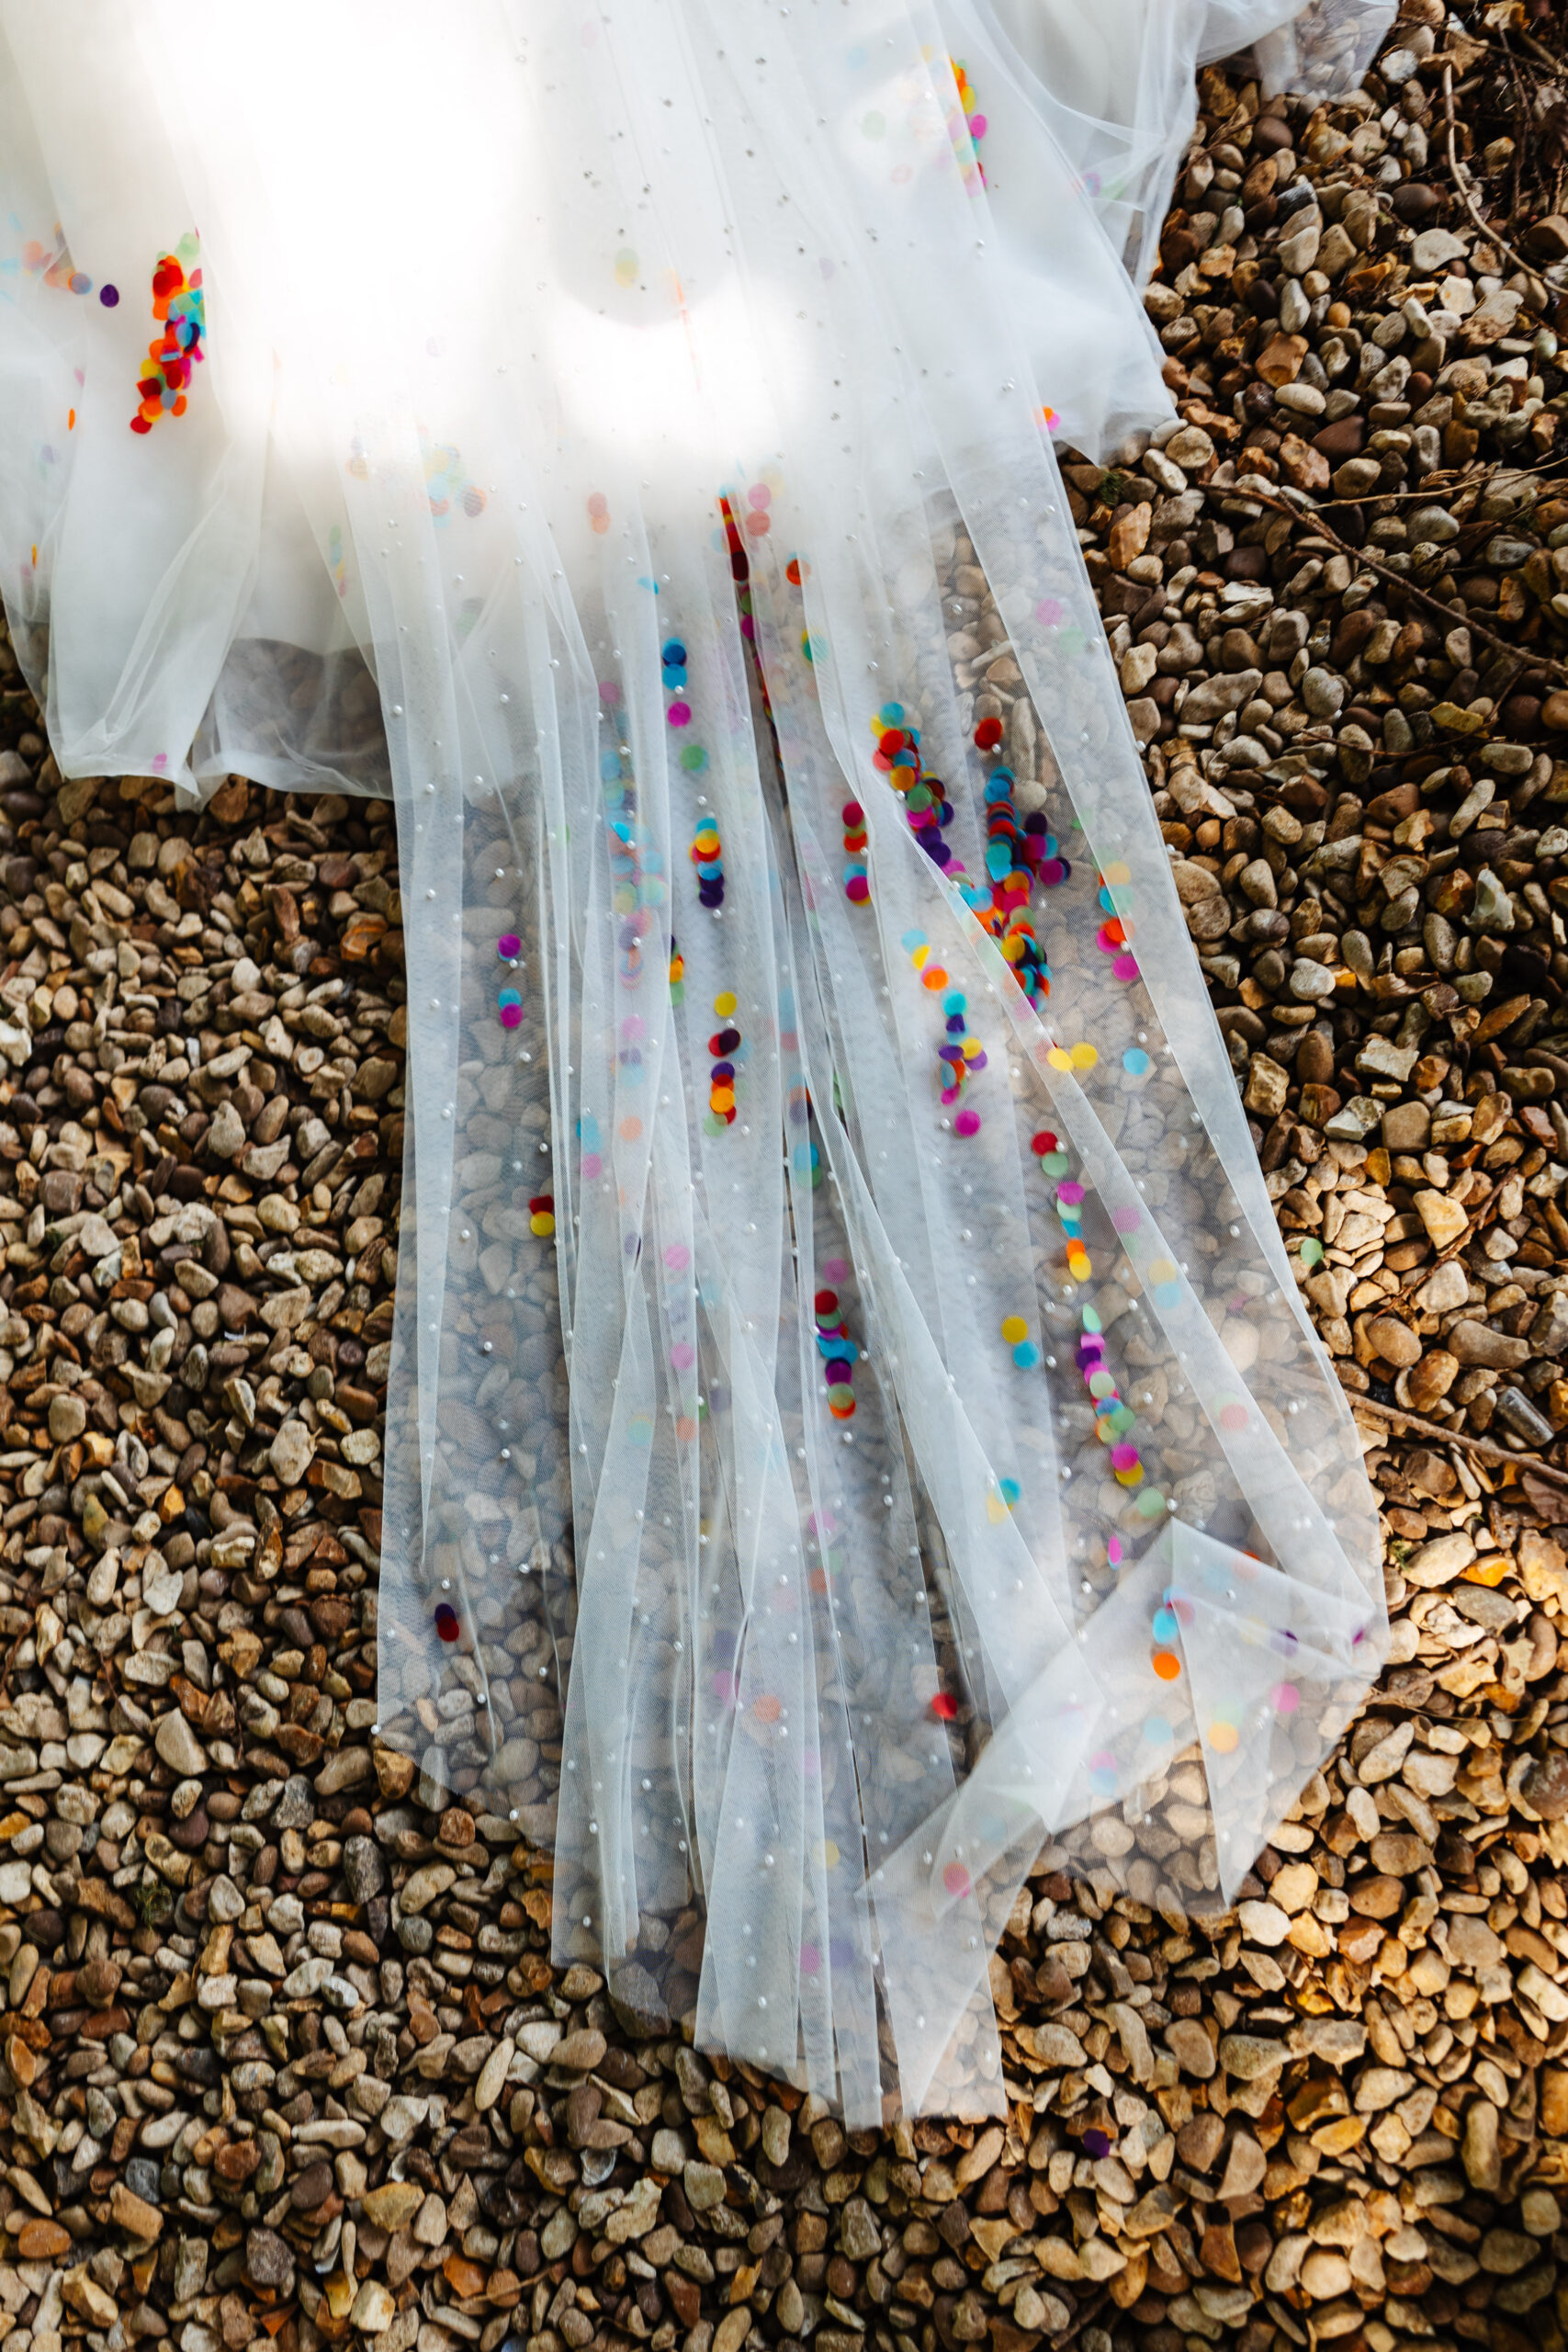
[901,928,986,1128]
[706,990,741,1133]
[130,240,204,435]
[841,798,869,904]
[815,1283,858,1420]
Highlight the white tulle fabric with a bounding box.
[970,0,1396,282]
[0,0,1387,2120]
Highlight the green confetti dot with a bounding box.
[1299,1238,1325,1268]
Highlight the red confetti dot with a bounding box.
[931,1691,958,1721]
[1031,1131,1058,1156]
[974,718,1003,751]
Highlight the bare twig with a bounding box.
[1246,485,1568,684]
[1441,60,1543,290]
[1352,1391,1568,1487]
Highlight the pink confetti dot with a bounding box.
[1272,1681,1301,1714]
[942,1860,972,1898]
[663,1243,691,1272]
[822,1257,849,1283]
[953,1108,980,1137]
[1113,953,1140,981]
[499,1003,522,1028]
[1111,1442,1140,1473]
[1036,598,1065,628]
[671,1341,696,1371]
[582,1153,603,1181]
[1112,1205,1142,1232]
[666,700,692,728]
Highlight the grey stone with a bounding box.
[1448,1320,1531,1372]
[1530,1292,1568,1357]
[609,1961,671,2041]
[1301,666,1346,719]
[275,1774,316,1830]
[1468,869,1516,933]
[1181,668,1262,725]
[245,2228,295,2291]
[343,1836,386,1904]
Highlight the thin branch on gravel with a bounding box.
[1352,1391,1568,1487]
[1247,484,1568,684]
[1441,60,1544,290]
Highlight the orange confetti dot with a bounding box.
[1208,1721,1239,1754]
[618,1114,643,1141]
[753,1693,782,1724]
[1151,1650,1181,1681]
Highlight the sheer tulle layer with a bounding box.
[0,0,1385,2120]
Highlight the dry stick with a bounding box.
[1247,484,1568,686]
[1439,59,1545,294]
[1352,1390,1568,1489]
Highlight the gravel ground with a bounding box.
[6,6,1568,2352]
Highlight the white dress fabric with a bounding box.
[0,0,1390,2121]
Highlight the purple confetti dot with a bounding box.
[99,284,118,308]
[497,933,522,958]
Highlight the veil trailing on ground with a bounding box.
[0,0,1387,2119]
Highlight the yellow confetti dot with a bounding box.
[530,1213,555,1238]
[1148,1257,1179,1286]
[1071,1042,1098,1071]
[910,944,930,970]
[1000,1315,1028,1344]
[1047,1046,1072,1071]
[714,990,737,1017]
[1103,860,1132,887]
[1208,1721,1239,1755]
[820,1839,840,1870]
